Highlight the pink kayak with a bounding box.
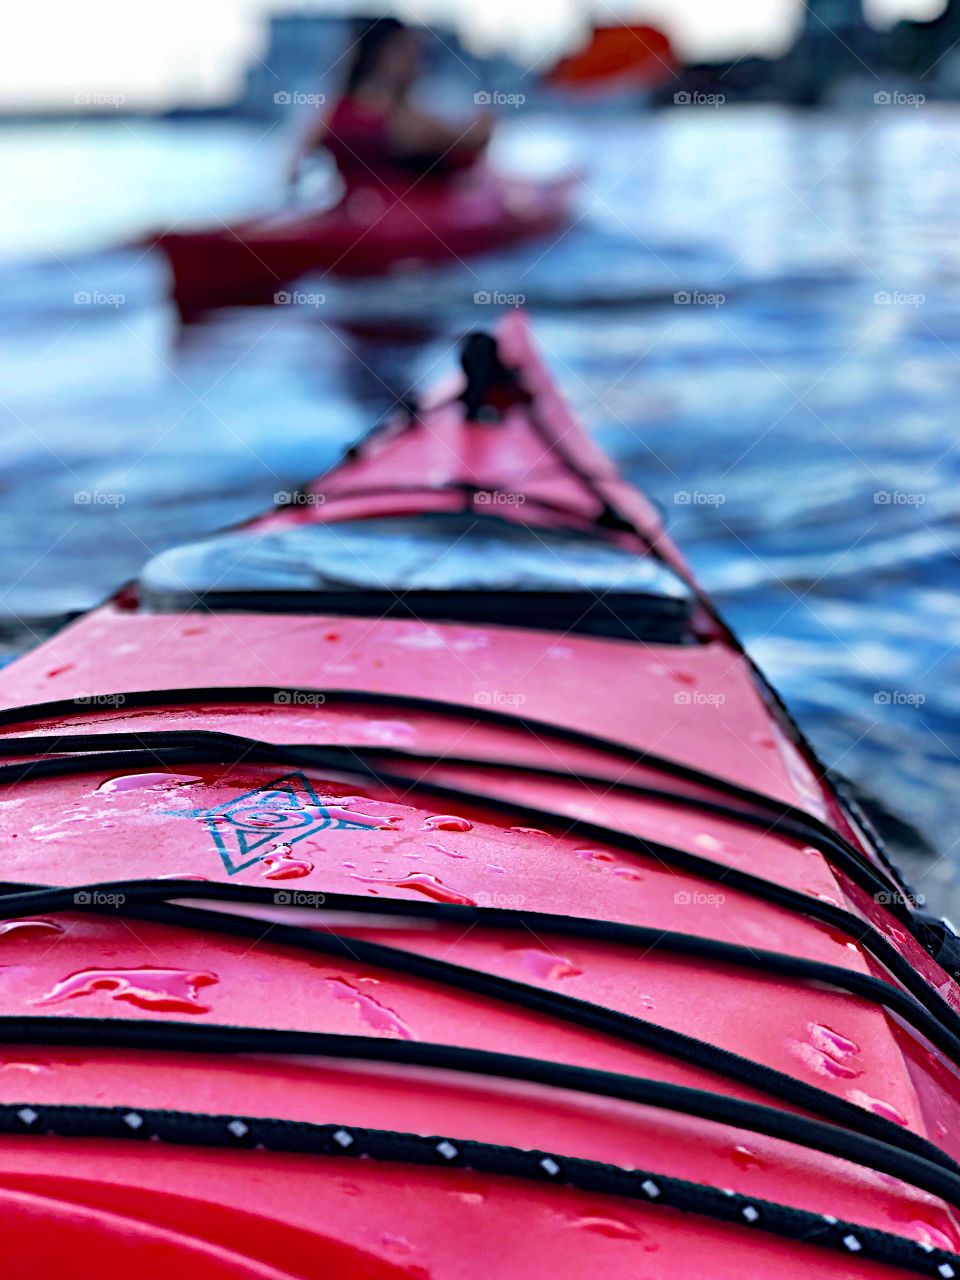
[0,314,957,1277]
[156,170,574,318]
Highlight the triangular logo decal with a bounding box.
[171,772,377,875]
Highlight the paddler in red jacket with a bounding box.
[289,18,493,190]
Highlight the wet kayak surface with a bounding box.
[0,105,958,907]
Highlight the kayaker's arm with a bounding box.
[288,112,331,186]
[386,104,493,166]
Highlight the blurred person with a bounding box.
[289,18,493,189]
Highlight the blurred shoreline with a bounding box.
[5,3,960,124]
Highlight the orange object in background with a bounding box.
[547,23,676,90]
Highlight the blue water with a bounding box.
[1,106,958,905]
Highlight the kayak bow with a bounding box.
[0,313,958,1278]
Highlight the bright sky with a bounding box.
[0,0,947,111]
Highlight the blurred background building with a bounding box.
[7,2,960,119]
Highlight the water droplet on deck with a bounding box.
[423,815,473,832]
[320,805,395,830]
[694,833,725,852]
[510,948,582,981]
[730,1145,767,1171]
[0,919,64,941]
[324,977,411,1038]
[262,846,314,880]
[787,1038,861,1079]
[567,1216,646,1241]
[350,871,476,906]
[508,827,548,837]
[809,1023,859,1061]
[905,1222,954,1251]
[0,1059,52,1074]
[428,842,467,859]
[365,720,415,746]
[380,1233,415,1254]
[847,1089,908,1126]
[576,848,614,862]
[36,966,217,1014]
[97,772,201,795]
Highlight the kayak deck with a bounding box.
[0,315,957,1278]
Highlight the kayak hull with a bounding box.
[156,172,574,318]
[0,314,957,1276]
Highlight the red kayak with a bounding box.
[157,170,574,319]
[0,314,958,1277]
